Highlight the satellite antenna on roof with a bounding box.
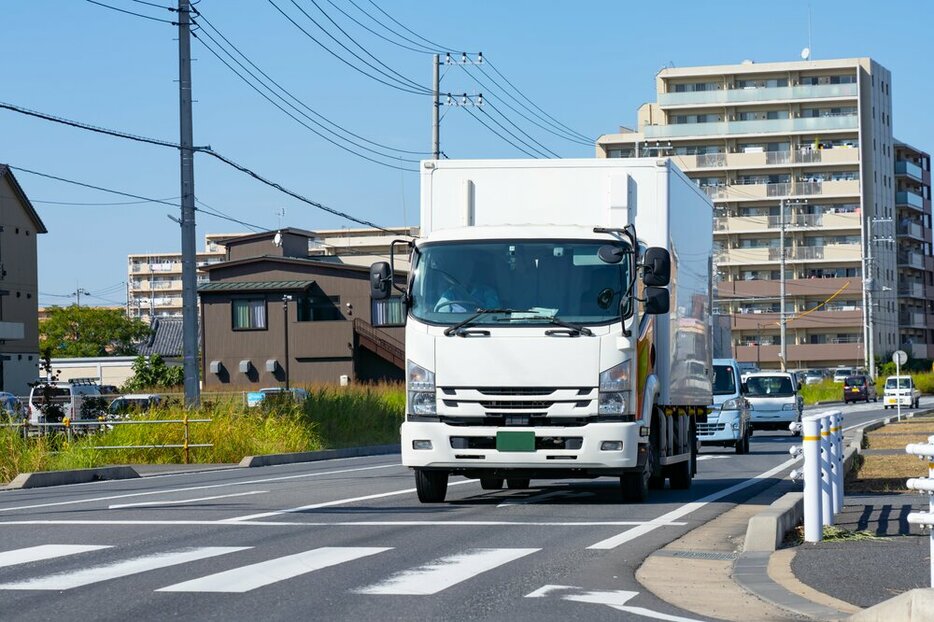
[273,231,282,247]
[801,47,811,61]
[276,206,286,228]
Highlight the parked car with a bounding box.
[246,387,310,408]
[0,392,24,419]
[108,394,163,416]
[842,375,877,404]
[883,376,921,409]
[700,359,751,453]
[832,367,854,383]
[743,371,803,434]
[803,369,828,385]
[27,379,102,424]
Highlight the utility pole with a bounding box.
[178,0,199,406]
[282,295,292,391]
[866,216,894,379]
[431,54,439,160]
[779,198,786,371]
[72,287,89,307]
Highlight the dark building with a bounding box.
[198,229,404,388]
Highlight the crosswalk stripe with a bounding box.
[354,548,539,595]
[157,547,391,593]
[0,545,110,569]
[0,547,248,591]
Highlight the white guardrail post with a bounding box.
[906,435,934,588]
[832,411,844,514]
[802,414,823,542]
[820,415,833,526]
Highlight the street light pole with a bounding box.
[780,198,786,371]
[282,295,293,390]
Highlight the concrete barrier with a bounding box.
[848,588,934,621]
[239,444,400,468]
[744,492,804,552]
[7,466,140,489]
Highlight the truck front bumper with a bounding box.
[401,420,644,474]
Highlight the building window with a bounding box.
[232,298,267,330]
[298,295,341,322]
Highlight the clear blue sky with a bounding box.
[1,0,930,308]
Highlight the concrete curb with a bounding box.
[239,444,401,467]
[848,588,934,622]
[743,492,803,552]
[7,466,140,490]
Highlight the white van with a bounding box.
[883,376,921,409]
[28,379,102,425]
[700,358,752,453]
[743,371,803,433]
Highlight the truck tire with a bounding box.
[415,469,448,503]
[668,458,692,490]
[480,477,503,490]
[506,478,530,490]
[622,441,653,502]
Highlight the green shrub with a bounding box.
[800,380,842,405]
[301,384,405,449]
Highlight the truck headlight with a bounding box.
[782,403,796,411]
[599,360,630,416]
[407,360,436,416]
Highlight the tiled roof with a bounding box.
[136,317,184,357]
[197,280,315,293]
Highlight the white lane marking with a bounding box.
[0,464,399,514]
[695,455,729,461]
[222,479,477,522]
[526,584,703,621]
[0,547,248,591]
[0,545,111,569]
[587,456,800,550]
[355,548,538,595]
[0,519,687,527]
[157,547,390,593]
[108,490,267,509]
[498,491,592,507]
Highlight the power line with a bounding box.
[323,0,435,55]
[84,0,175,24]
[267,0,432,95]
[461,106,538,158]
[344,0,443,53]
[194,9,429,156]
[0,100,400,232]
[32,197,179,206]
[364,0,454,52]
[475,105,554,158]
[127,0,175,9]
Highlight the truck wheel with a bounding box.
[621,471,648,502]
[480,477,503,490]
[506,478,530,490]
[415,469,448,503]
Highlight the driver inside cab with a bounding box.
[433,254,501,312]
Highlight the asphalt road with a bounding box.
[0,400,917,622]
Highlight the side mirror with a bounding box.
[642,247,671,287]
[370,262,392,300]
[740,382,748,395]
[643,287,669,315]
[598,244,625,264]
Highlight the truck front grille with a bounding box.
[438,387,597,418]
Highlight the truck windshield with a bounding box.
[712,365,737,396]
[410,240,630,326]
[745,376,795,397]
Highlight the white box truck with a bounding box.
[370,158,713,502]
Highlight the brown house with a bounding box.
[0,165,47,395]
[198,229,405,388]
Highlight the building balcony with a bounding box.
[714,244,862,265]
[684,146,858,171]
[703,179,859,202]
[896,190,926,212]
[644,115,858,140]
[897,221,931,243]
[899,311,927,328]
[898,342,933,360]
[898,251,926,270]
[895,160,925,183]
[0,321,24,340]
[730,309,863,331]
[735,342,862,366]
[714,212,859,234]
[657,83,858,108]
[719,277,860,300]
[899,282,926,299]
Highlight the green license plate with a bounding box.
[496,431,536,452]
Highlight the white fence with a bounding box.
[905,436,934,588]
[788,411,844,542]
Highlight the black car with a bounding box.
[843,375,877,404]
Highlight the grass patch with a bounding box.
[800,380,844,405]
[847,418,934,494]
[789,524,881,545]
[0,383,405,483]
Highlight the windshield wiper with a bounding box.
[542,316,594,337]
[443,308,515,336]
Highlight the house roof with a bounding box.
[0,165,48,234]
[215,227,317,246]
[136,317,184,358]
[200,255,382,275]
[198,279,316,293]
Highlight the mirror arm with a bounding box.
[389,239,414,295]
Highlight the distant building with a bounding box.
[597,57,898,371]
[0,165,47,395]
[199,228,407,388]
[893,141,933,359]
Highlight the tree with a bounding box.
[122,355,184,391]
[40,305,151,358]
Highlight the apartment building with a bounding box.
[597,58,898,371]
[127,227,416,323]
[894,142,933,359]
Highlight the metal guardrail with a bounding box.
[1,415,212,464]
[905,436,934,588]
[788,411,844,543]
